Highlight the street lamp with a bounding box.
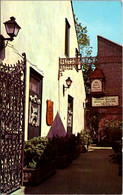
[0,16,21,51]
[63,77,72,96]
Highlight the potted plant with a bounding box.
[23,137,56,185]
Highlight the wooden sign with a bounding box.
[46,100,53,126]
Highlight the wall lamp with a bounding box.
[63,77,72,96]
[0,16,21,51]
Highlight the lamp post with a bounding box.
[63,77,72,96]
[0,16,21,58]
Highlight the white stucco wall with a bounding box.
[1,1,86,140]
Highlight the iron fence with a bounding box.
[0,53,26,194]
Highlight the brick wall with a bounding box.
[97,36,122,109]
[97,35,122,57]
[86,36,122,142]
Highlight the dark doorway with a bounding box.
[28,68,43,139]
[67,95,73,135]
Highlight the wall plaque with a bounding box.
[46,100,53,126]
[91,79,102,92]
[92,96,119,107]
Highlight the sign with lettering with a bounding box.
[92,96,119,107]
[46,100,53,126]
[91,79,102,92]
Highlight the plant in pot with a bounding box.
[23,136,56,185]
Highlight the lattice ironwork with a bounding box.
[58,56,97,79]
[0,53,26,194]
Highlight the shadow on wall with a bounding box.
[47,112,67,138]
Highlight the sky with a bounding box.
[72,1,122,56]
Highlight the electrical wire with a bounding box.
[7,42,44,75]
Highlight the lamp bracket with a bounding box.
[0,35,5,50]
[0,34,14,51]
[63,84,70,96]
[4,37,14,41]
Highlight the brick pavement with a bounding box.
[24,147,122,194]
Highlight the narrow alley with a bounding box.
[24,147,122,194]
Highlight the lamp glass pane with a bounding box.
[14,25,19,36]
[5,23,15,35]
[66,80,72,87]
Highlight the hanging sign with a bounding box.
[92,96,119,107]
[46,100,53,126]
[91,79,102,92]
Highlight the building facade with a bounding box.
[1,1,86,140]
[86,36,122,143]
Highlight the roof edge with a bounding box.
[70,1,80,51]
[98,35,123,48]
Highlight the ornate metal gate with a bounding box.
[0,53,26,194]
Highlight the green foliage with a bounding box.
[74,14,92,57]
[100,120,122,144]
[24,137,49,168]
[79,129,93,145]
[28,159,37,169]
[87,114,98,138]
[74,14,95,94]
[24,135,82,169]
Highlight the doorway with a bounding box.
[28,68,43,139]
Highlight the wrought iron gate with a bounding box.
[0,53,26,194]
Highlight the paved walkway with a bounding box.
[24,147,122,194]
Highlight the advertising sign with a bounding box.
[92,96,119,107]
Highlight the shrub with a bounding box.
[24,137,49,168]
[24,134,83,169]
[100,120,122,144]
[48,135,76,157]
[79,129,93,146]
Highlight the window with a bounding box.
[75,48,79,57]
[30,76,40,94]
[75,48,82,71]
[75,48,81,58]
[65,18,70,57]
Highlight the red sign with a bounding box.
[46,100,53,126]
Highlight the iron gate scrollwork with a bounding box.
[0,53,26,194]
